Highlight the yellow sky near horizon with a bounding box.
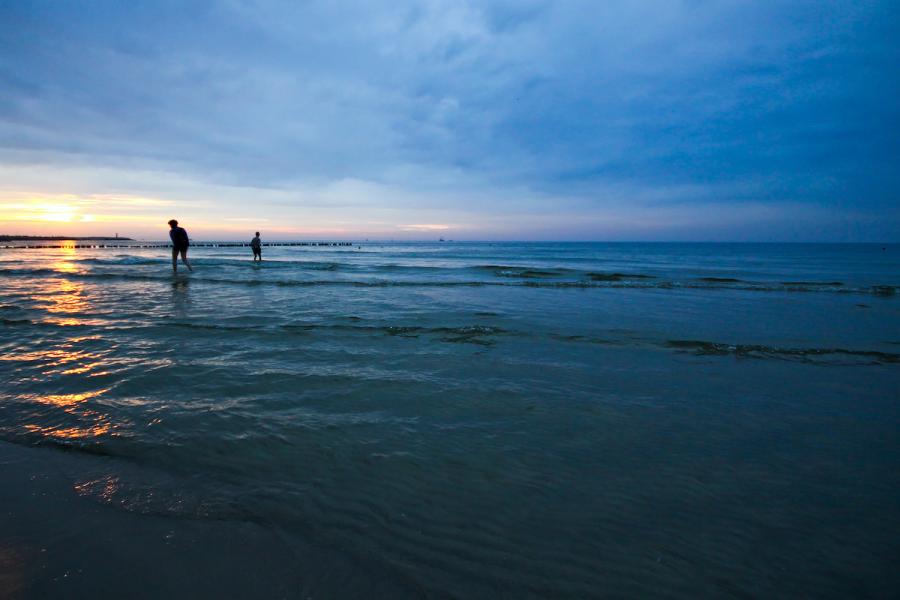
[0,193,457,240]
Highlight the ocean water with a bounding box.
[1,241,898,598]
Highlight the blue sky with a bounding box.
[1,0,898,240]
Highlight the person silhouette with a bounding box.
[250,231,262,262]
[168,219,193,274]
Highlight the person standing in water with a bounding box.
[250,231,262,262]
[168,219,193,274]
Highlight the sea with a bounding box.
[1,241,898,598]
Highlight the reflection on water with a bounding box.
[37,278,91,327]
[171,277,191,318]
[0,336,110,377]
[34,387,110,408]
[24,386,115,440]
[50,245,78,274]
[12,330,117,441]
[2,263,126,440]
[24,420,113,440]
[74,475,120,503]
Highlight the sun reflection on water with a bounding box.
[40,278,91,326]
[22,387,117,441]
[50,246,79,273]
[5,248,126,443]
[0,336,110,377]
[34,387,111,408]
[24,421,113,440]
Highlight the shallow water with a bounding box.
[1,242,899,598]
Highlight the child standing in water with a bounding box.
[250,232,262,262]
[168,219,193,274]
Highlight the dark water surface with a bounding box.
[1,242,899,598]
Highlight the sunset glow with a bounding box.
[1,2,897,241]
[2,201,80,223]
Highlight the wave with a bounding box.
[0,428,120,457]
[588,272,657,282]
[166,321,508,345]
[131,321,900,363]
[1,266,896,295]
[370,264,448,273]
[1,317,31,326]
[73,256,343,270]
[5,306,897,366]
[872,285,898,296]
[474,265,576,279]
[666,340,900,364]
[697,277,744,283]
[77,256,161,266]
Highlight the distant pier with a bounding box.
[1,242,356,249]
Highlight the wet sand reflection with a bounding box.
[0,546,27,598]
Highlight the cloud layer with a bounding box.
[1,0,897,239]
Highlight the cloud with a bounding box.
[0,0,897,239]
[400,224,452,232]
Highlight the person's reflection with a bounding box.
[171,278,191,318]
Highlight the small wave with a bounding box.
[76,256,345,270]
[1,267,82,277]
[371,264,446,273]
[0,429,119,456]
[588,272,656,282]
[78,256,161,266]
[2,267,897,296]
[166,322,266,332]
[697,277,744,283]
[475,265,574,279]
[286,323,508,340]
[1,318,31,326]
[666,340,900,364]
[161,321,508,344]
[550,334,618,345]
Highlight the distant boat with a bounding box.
[439,237,445,242]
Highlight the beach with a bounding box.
[1,241,899,598]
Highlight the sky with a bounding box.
[1,0,898,241]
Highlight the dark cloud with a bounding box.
[0,0,897,239]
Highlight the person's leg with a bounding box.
[180,249,193,271]
[172,248,178,273]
